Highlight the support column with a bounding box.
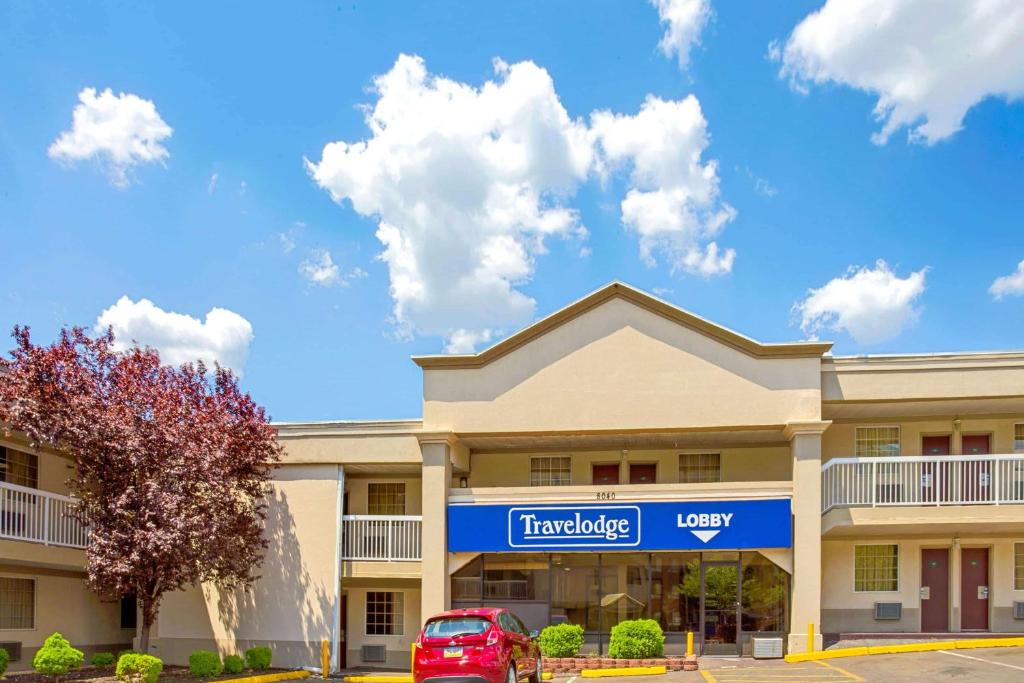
[785,421,830,653]
[330,465,345,673]
[421,438,453,622]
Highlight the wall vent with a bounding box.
[751,637,784,659]
[1014,602,1024,620]
[0,642,22,661]
[361,645,387,663]
[874,602,902,620]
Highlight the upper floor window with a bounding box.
[0,447,38,489]
[367,482,406,515]
[1015,424,1024,453]
[855,427,900,458]
[0,576,35,629]
[530,456,571,487]
[679,453,720,483]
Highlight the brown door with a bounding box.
[961,435,991,503]
[921,436,951,503]
[920,548,949,632]
[339,594,347,668]
[629,463,657,484]
[960,548,989,631]
[593,464,620,485]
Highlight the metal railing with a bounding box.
[0,481,89,548]
[822,454,1024,512]
[341,515,422,561]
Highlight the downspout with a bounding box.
[331,465,345,673]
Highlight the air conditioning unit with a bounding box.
[0,642,22,661]
[361,645,387,663]
[751,637,784,659]
[874,602,902,620]
[1013,602,1024,620]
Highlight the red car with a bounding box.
[413,608,542,683]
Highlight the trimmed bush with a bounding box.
[92,652,116,667]
[222,654,244,674]
[244,646,272,671]
[189,650,223,677]
[33,632,85,679]
[118,651,140,662]
[116,653,163,683]
[538,623,584,658]
[608,619,664,659]
[0,648,9,677]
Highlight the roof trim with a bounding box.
[412,281,832,369]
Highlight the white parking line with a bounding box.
[938,650,1024,672]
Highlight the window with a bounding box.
[1015,425,1024,453]
[367,483,405,515]
[0,447,38,489]
[679,453,720,483]
[855,427,900,458]
[855,545,899,592]
[1016,543,1024,591]
[120,594,137,630]
[530,456,571,486]
[0,577,35,629]
[366,591,403,635]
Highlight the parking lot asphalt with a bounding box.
[550,646,1024,683]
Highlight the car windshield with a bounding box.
[425,616,491,638]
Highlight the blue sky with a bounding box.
[1,1,1022,421]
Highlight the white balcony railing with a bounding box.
[0,481,89,548]
[341,515,422,561]
[822,454,1024,512]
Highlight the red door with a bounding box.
[920,548,949,632]
[960,548,989,631]
[961,435,991,503]
[592,464,620,485]
[629,463,657,484]
[921,436,950,503]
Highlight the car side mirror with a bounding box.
[529,630,540,639]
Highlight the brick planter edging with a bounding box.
[544,657,694,674]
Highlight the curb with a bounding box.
[784,636,1024,663]
[343,677,412,683]
[580,666,666,678]
[228,672,312,683]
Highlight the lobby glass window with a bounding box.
[366,591,403,635]
[1015,425,1024,453]
[855,427,900,457]
[650,553,700,634]
[0,577,35,629]
[599,553,651,631]
[741,553,788,634]
[530,456,571,487]
[367,483,406,515]
[483,554,550,601]
[1015,543,1024,590]
[854,545,899,592]
[679,454,720,483]
[0,447,38,489]
[551,553,601,631]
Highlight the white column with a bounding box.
[421,438,453,621]
[331,465,345,672]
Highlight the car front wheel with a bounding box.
[506,664,517,683]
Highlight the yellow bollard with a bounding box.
[807,623,814,654]
[411,642,416,674]
[686,631,694,657]
[322,639,330,678]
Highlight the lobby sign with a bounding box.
[447,498,791,552]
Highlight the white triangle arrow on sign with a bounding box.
[690,529,720,544]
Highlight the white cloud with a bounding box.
[793,260,928,344]
[95,296,253,374]
[776,0,1024,145]
[48,87,172,187]
[298,248,365,287]
[990,260,1024,299]
[207,172,219,195]
[650,0,711,70]
[307,54,733,351]
[592,95,736,275]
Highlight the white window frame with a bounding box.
[1014,542,1024,592]
[0,574,36,631]
[678,452,721,484]
[1014,424,1024,454]
[855,425,902,458]
[367,482,406,516]
[364,590,404,636]
[853,543,900,593]
[529,455,572,487]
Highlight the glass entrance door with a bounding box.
[701,562,740,656]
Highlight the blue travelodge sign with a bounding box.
[447,498,791,552]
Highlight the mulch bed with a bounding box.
[6,666,295,683]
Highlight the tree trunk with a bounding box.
[139,593,158,653]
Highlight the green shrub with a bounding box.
[92,652,116,667]
[244,646,272,671]
[118,650,139,660]
[189,650,223,677]
[116,653,163,683]
[222,654,244,674]
[0,648,9,677]
[608,619,664,659]
[33,632,85,678]
[538,623,584,658]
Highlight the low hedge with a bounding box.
[92,652,116,667]
[244,646,272,671]
[0,648,9,677]
[538,623,584,658]
[223,654,245,674]
[188,650,223,677]
[34,632,85,678]
[608,619,665,659]
[116,654,163,683]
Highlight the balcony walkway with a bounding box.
[0,480,89,548]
